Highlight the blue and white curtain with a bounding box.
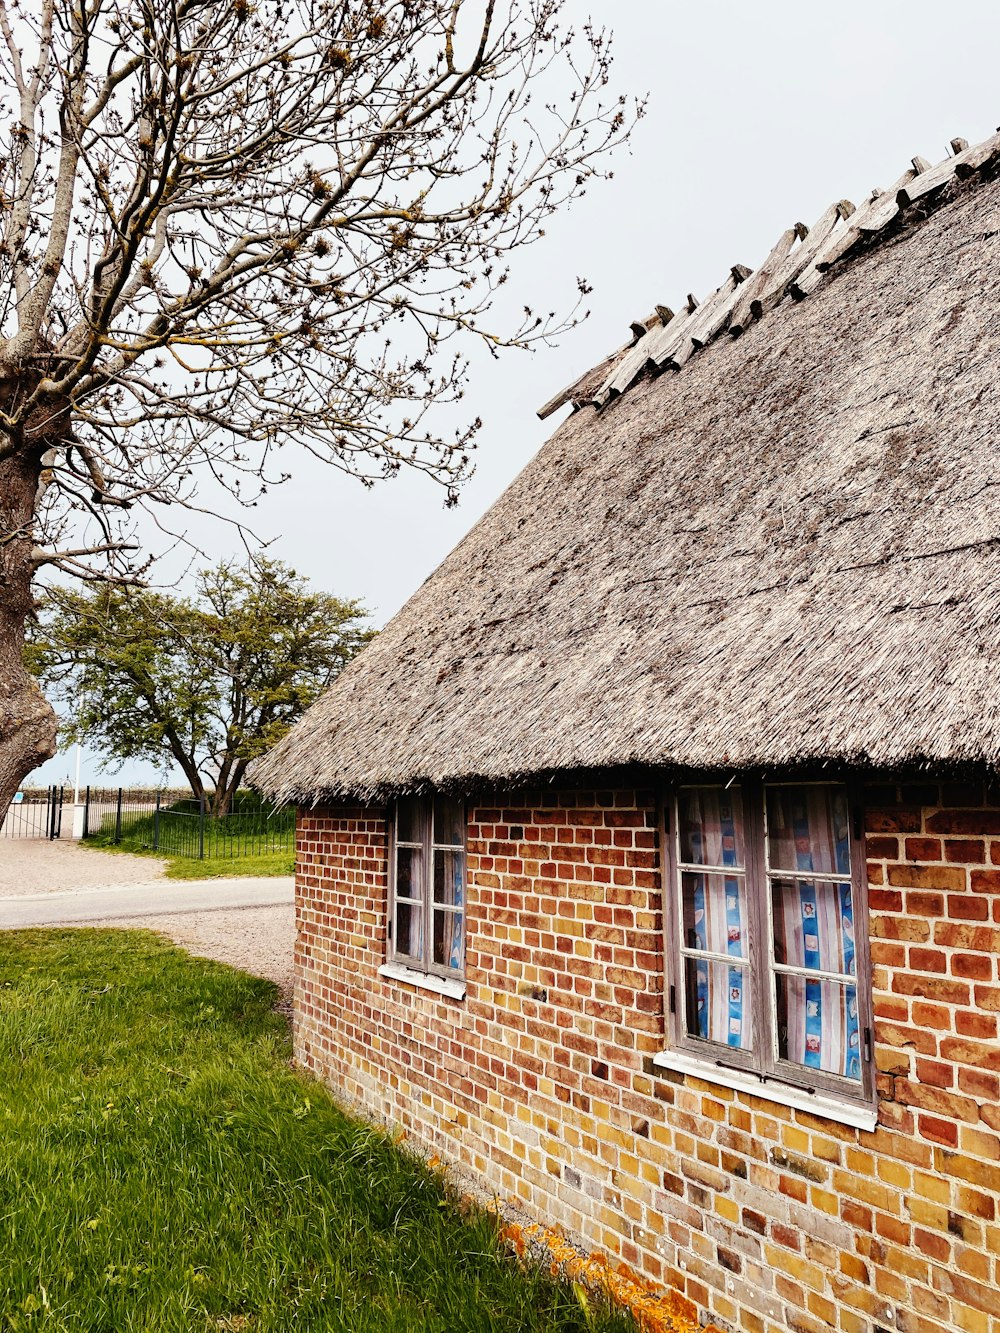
[769,787,859,1081]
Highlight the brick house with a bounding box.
[254,129,1000,1332]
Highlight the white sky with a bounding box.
[33,0,1000,788]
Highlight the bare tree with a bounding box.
[0,0,635,807]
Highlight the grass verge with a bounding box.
[0,931,635,1333]
[80,837,294,880]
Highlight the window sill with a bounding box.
[651,1050,877,1131]
[378,962,466,1001]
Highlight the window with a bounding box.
[661,780,873,1115]
[389,795,466,979]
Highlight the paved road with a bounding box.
[0,877,294,928]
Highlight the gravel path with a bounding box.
[0,838,168,894]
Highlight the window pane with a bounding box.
[681,871,749,960]
[684,958,752,1050]
[775,976,861,1081]
[432,796,464,847]
[396,846,423,902]
[434,849,464,906]
[395,901,422,960]
[771,879,856,977]
[396,797,422,845]
[677,787,745,868]
[433,908,464,971]
[766,785,851,875]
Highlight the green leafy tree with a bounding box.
[28,560,372,815]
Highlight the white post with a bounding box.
[73,744,81,806]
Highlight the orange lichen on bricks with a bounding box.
[497,1220,722,1333]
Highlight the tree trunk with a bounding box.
[0,448,58,820]
[213,757,249,819]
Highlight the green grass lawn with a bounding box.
[0,932,635,1333]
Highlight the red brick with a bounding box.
[867,836,900,859]
[867,808,922,833]
[955,1011,997,1040]
[914,1058,954,1088]
[910,1000,949,1030]
[958,1066,1000,1100]
[908,948,948,974]
[868,888,903,912]
[904,838,943,862]
[875,995,910,1022]
[918,1116,959,1148]
[947,894,990,921]
[905,891,946,917]
[771,1223,801,1251]
[871,940,907,967]
[951,953,993,981]
[971,869,1000,892]
[913,1227,952,1261]
[945,839,986,864]
[927,811,1000,836]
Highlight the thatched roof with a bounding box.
[253,131,1000,805]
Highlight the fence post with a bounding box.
[154,791,161,851]
[115,788,123,844]
[198,794,205,860]
[83,785,90,839]
[45,786,52,840]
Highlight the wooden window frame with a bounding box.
[388,797,466,981]
[660,777,876,1112]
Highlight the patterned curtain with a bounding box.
[683,789,751,1051]
[768,787,860,1081]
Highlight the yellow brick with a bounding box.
[783,1126,810,1154]
[877,1157,912,1189]
[811,1134,842,1164]
[716,1197,739,1224]
[951,1303,991,1333]
[913,1170,952,1204]
[846,1147,874,1176]
[906,1196,950,1232]
[808,1291,837,1325]
[810,1186,839,1216]
[837,1310,868,1333]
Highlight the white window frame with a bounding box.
[658,778,876,1119]
[387,796,466,983]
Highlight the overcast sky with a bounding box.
[34,0,1000,789]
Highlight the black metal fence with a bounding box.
[81,787,174,844]
[81,787,293,861]
[1,786,65,839]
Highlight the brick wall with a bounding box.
[295,780,1000,1333]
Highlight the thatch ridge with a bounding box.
[253,145,1000,806]
[539,130,1000,420]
